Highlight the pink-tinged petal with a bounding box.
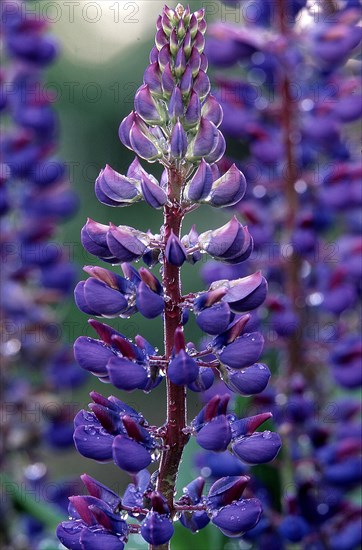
[81,474,121,509]
[207,475,250,508]
[231,412,273,438]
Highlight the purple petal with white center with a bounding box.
[232,432,282,464]
[219,333,264,369]
[74,425,114,462]
[175,47,186,76]
[196,415,232,452]
[112,435,151,473]
[189,46,201,75]
[211,498,262,537]
[106,356,148,391]
[168,349,199,385]
[193,70,210,100]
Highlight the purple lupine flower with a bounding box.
[58,4,279,547]
[1,1,84,544]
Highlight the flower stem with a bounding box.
[152,167,189,550]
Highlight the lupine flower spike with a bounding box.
[57,5,281,548]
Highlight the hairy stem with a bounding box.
[152,167,189,550]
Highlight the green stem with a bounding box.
[0,472,64,531]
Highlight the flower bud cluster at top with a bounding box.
[0,1,84,545]
[57,4,281,549]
